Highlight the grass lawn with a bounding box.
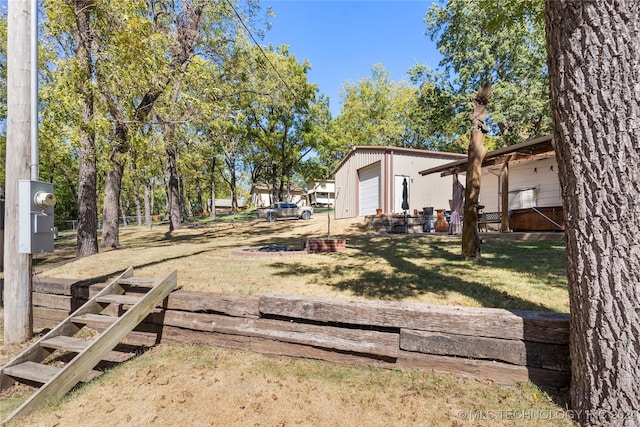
[1,213,575,426]
[33,212,569,312]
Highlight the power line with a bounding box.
[224,0,297,98]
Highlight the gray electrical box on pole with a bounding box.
[18,180,56,253]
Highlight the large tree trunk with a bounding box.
[461,85,491,260]
[166,145,181,231]
[100,154,125,248]
[545,1,640,425]
[101,126,128,248]
[75,111,99,256]
[74,0,99,257]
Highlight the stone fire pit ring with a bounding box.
[233,238,346,257]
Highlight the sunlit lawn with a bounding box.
[33,214,569,313]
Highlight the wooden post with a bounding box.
[4,0,34,344]
[500,158,511,232]
[462,84,491,260]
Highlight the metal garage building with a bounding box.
[332,146,465,219]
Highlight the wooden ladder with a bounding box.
[0,267,177,425]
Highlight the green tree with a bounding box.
[407,66,468,152]
[420,0,550,146]
[243,45,321,202]
[185,39,255,217]
[297,95,337,182]
[42,0,257,245]
[335,64,418,149]
[95,0,209,247]
[42,0,101,255]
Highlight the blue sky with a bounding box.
[261,0,443,116]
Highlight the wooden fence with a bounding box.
[31,277,571,388]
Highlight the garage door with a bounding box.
[359,163,381,216]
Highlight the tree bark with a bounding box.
[461,85,491,260]
[74,0,99,257]
[133,177,142,226]
[100,143,125,248]
[209,155,216,219]
[545,1,640,425]
[166,145,181,231]
[119,194,128,227]
[144,182,153,230]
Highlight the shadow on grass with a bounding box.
[267,235,567,313]
[39,218,567,314]
[480,239,567,291]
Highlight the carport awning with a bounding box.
[418,135,554,177]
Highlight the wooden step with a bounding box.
[71,313,118,327]
[4,362,61,384]
[40,336,136,363]
[96,294,143,305]
[117,277,159,287]
[3,361,102,385]
[41,336,92,353]
[1,268,178,425]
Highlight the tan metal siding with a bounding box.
[334,147,466,219]
[392,154,459,214]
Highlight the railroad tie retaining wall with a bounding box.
[31,277,571,388]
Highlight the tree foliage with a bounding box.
[417,0,550,147]
[0,0,326,246]
[240,45,324,201]
[335,64,415,148]
[1,0,555,240]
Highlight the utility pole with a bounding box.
[4,0,36,344]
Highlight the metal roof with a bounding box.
[332,145,466,176]
[418,135,555,177]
